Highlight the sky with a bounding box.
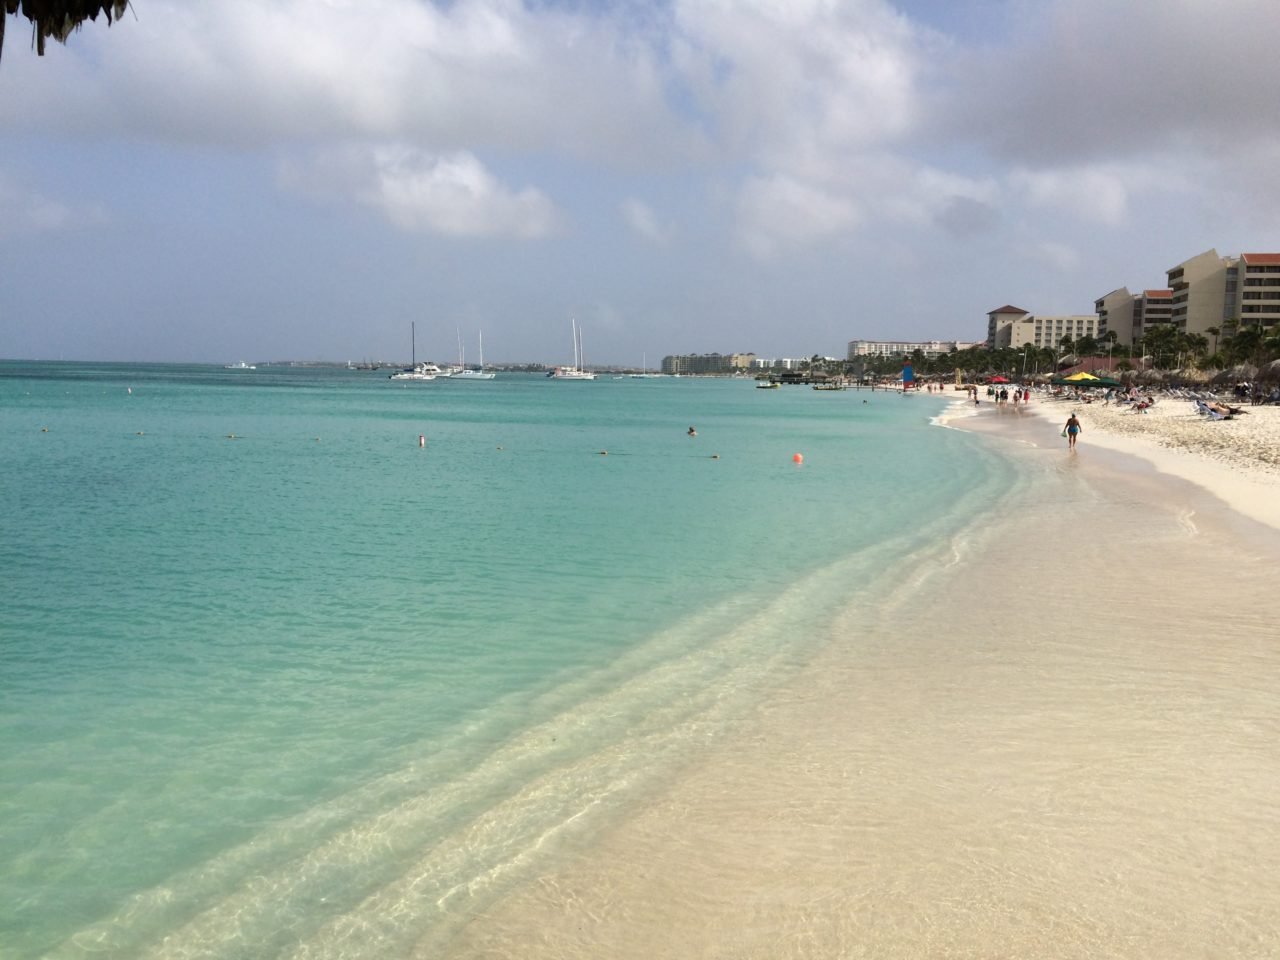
[3,0,1280,366]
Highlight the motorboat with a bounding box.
[388,323,438,381]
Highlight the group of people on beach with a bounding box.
[965,384,1031,406]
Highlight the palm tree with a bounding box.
[1227,324,1264,365]
[1205,326,1221,355]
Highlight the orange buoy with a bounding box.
[792,452,803,464]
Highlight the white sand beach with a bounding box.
[1020,394,1280,532]
[438,397,1280,960]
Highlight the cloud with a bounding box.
[673,0,927,171]
[0,175,106,235]
[281,146,558,238]
[1010,166,1132,226]
[620,198,671,244]
[1023,240,1082,273]
[934,195,1001,237]
[735,174,859,258]
[0,0,702,165]
[362,148,558,238]
[936,0,1280,166]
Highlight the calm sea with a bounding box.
[1,363,1000,958]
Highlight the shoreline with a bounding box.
[940,393,1280,533]
[440,406,1280,959]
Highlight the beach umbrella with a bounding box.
[1062,372,1100,383]
[1212,364,1258,385]
[989,375,1010,383]
[1,1,127,61]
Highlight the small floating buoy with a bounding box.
[792,452,803,464]
[496,446,503,450]
[127,387,132,395]
[418,434,425,448]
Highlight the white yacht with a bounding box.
[388,323,438,381]
[224,361,256,370]
[548,319,596,380]
[450,330,496,381]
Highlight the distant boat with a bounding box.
[451,330,496,381]
[548,319,597,380]
[224,361,256,370]
[629,352,662,378]
[756,380,779,389]
[389,322,437,381]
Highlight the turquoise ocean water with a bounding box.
[1,363,1005,958]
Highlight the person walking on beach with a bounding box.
[1063,413,1082,449]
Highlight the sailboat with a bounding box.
[548,319,597,380]
[388,322,438,380]
[452,330,496,381]
[629,352,661,378]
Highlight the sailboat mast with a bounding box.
[411,321,416,367]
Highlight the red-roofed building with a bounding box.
[1165,249,1280,336]
[1095,288,1173,347]
[1238,254,1280,330]
[986,305,1030,348]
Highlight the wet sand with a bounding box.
[434,401,1280,959]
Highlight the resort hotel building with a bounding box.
[986,307,1098,351]
[1094,289,1173,344]
[661,352,757,375]
[846,339,980,360]
[1094,249,1280,346]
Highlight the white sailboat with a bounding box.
[629,352,661,378]
[389,322,438,380]
[548,319,596,380]
[451,330,496,381]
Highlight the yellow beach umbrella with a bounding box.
[1063,372,1101,382]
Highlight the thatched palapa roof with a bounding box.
[1,1,128,62]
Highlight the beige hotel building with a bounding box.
[1094,249,1280,346]
[986,306,1098,351]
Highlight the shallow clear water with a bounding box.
[1,363,996,958]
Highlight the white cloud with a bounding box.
[0,0,700,165]
[736,174,859,258]
[1023,240,1082,273]
[0,175,106,235]
[1010,167,1132,226]
[279,145,557,238]
[620,198,671,244]
[361,148,558,238]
